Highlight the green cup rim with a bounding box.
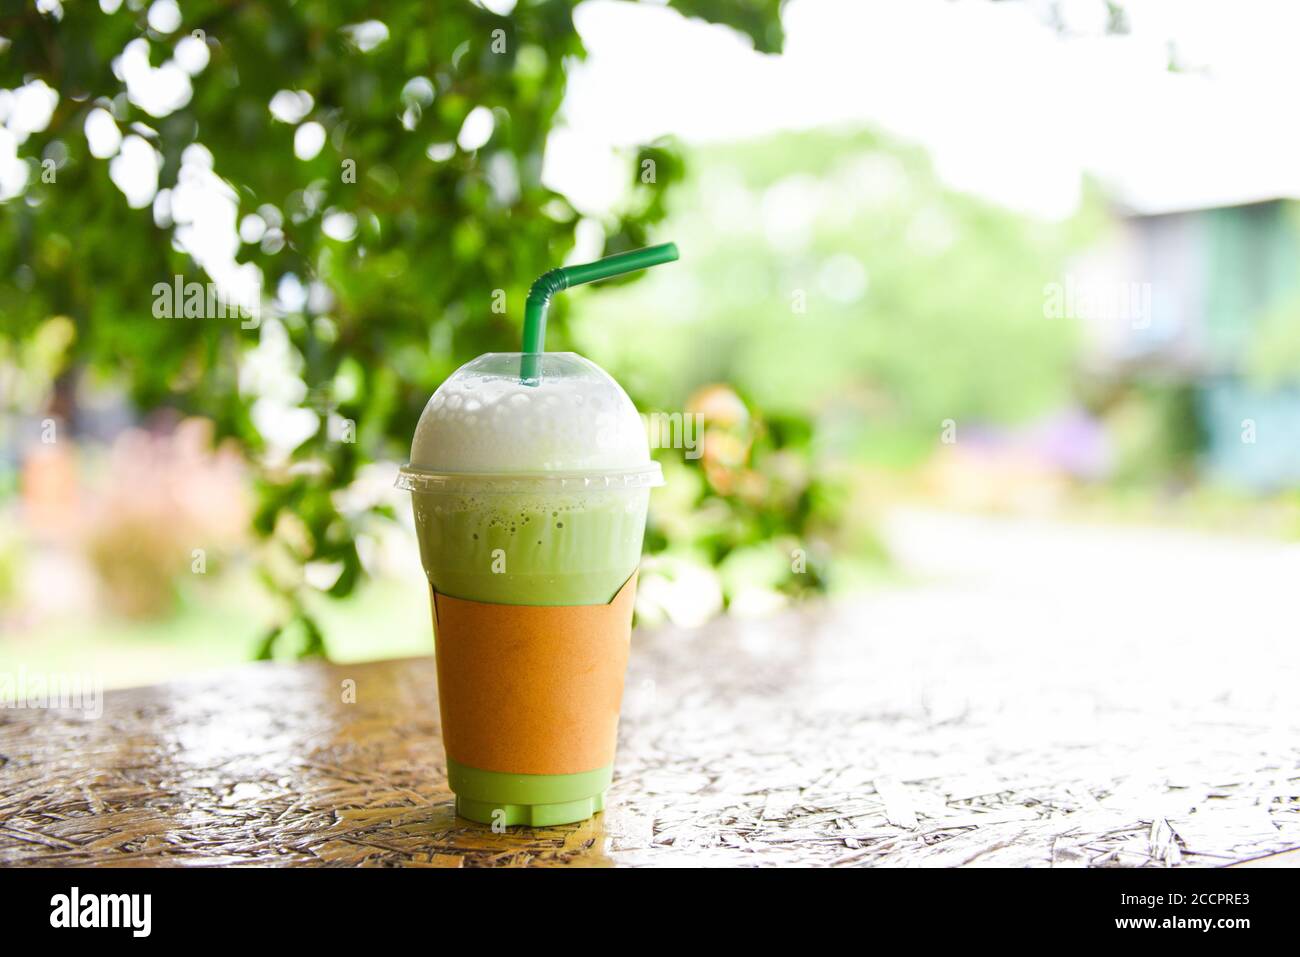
[395,462,663,494]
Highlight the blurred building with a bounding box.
[1074,195,1300,491]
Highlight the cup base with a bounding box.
[447,758,612,827]
[455,791,605,827]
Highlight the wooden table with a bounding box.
[3,572,1298,867]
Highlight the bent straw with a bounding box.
[520,242,679,385]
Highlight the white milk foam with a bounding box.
[410,353,650,472]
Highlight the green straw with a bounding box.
[520,242,679,385]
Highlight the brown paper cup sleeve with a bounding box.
[431,571,637,776]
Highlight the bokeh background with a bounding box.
[2,0,1298,690]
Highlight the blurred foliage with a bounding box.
[1246,292,1300,387]
[80,417,250,617]
[642,383,847,610]
[572,128,1100,467]
[0,0,788,653]
[1096,379,1204,487]
[0,524,18,608]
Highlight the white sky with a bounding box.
[548,0,1300,219]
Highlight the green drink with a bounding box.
[411,485,652,606]
[398,352,663,826]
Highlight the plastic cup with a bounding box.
[397,352,663,826]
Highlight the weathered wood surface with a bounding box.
[2,569,1297,866]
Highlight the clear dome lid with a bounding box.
[398,353,662,491]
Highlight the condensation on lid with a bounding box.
[409,352,652,473]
